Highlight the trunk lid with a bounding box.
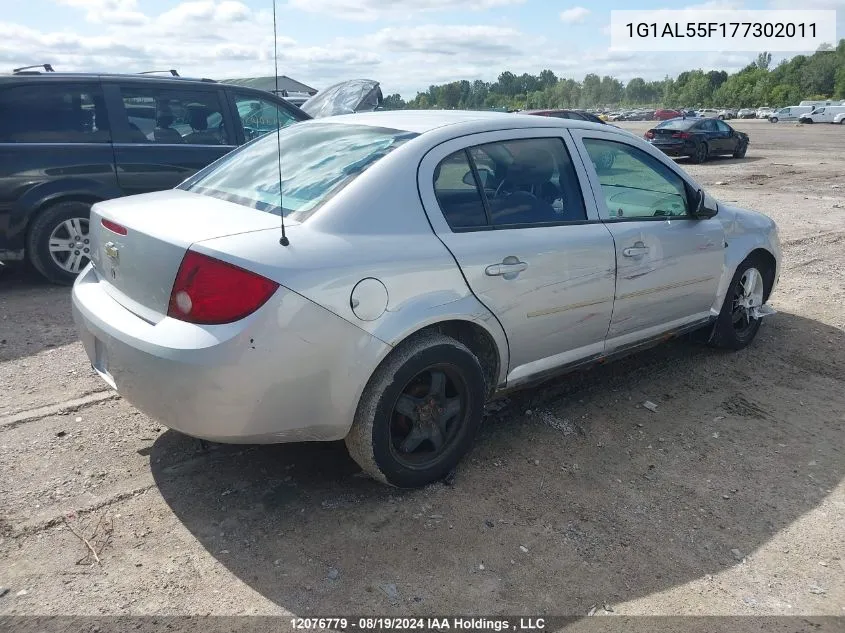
[650,128,685,142]
[89,189,288,322]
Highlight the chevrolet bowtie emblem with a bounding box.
[104,242,120,262]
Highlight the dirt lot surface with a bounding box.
[1,120,843,618]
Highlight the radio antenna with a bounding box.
[273,0,289,246]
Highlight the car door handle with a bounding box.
[623,245,650,257]
[485,261,528,276]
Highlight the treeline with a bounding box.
[381,40,845,110]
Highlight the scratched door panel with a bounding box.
[568,128,726,350]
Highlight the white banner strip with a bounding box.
[610,10,838,52]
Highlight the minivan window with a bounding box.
[118,87,230,145]
[183,122,416,221]
[0,84,110,143]
[232,92,299,141]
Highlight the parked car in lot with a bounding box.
[72,111,780,487]
[644,117,749,163]
[0,67,308,283]
[756,107,775,119]
[737,108,757,119]
[768,106,813,123]
[653,109,683,120]
[696,108,720,118]
[798,105,845,124]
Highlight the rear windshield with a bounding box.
[182,122,416,221]
[655,119,694,130]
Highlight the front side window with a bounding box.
[0,84,110,143]
[433,137,587,230]
[183,122,416,221]
[118,87,230,145]
[582,138,690,219]
[715,120,732,133]
[233,92,299,141]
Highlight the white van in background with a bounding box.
[769,106,813,122]
[799,99,845,107]
[799,105,845,123]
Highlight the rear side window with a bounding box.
[433,151,489,229]
[118,86,230,145]
[183,122,416,221]
[0,84,110,143]
[433,137,587,230]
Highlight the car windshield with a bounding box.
[182,122,416,221]
[656,119,694,130]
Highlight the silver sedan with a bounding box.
[72,111,781,488]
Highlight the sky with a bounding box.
[1,0,842,98]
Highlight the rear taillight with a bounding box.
[167,251,279,325]
[672,131,692,139]
[101,219,128,235]
[644,131,654,139]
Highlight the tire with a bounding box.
[26,200,94,285]
[345,331,487,488]
[732,141,748,159]
[690,142,709,164]
[709,255,773,351]
[769,117,778,123]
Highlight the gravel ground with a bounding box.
[0,120,843,618]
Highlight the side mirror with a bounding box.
[693,189,718,219]
[463,168,493,188]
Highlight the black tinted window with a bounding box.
[118,86,230,145]
[433,150,488,229]
[473,138,586,226]
[0,84,110,143]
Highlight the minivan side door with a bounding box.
[417,129,618,386]
[569,128,726,353]
[104,81,237,196]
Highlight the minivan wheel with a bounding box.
[769,117,778,123]
[709,255,772,351]
[27,201,94,285]
[345,332,487,488]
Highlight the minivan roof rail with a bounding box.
[139,69,180,77]
[13,64,54,74]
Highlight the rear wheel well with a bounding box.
[26,195,102,242]
[417,320,501,397]
[747,248,777,301]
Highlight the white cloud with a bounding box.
[559,6,590,24]
[287,0,526,21]
[56,0,149,25]
[0,0,779,98]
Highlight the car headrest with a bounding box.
[505,148,555,185]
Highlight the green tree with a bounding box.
[755,51,772,70]
[381,93,405,110]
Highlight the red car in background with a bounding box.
[653,109,683,120]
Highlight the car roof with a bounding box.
[316,110,607,135]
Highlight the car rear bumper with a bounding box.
[72,264,390,444]
[650,142,689,156]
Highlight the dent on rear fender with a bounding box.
[369,293,511,387]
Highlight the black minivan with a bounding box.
[0,68,309,283]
